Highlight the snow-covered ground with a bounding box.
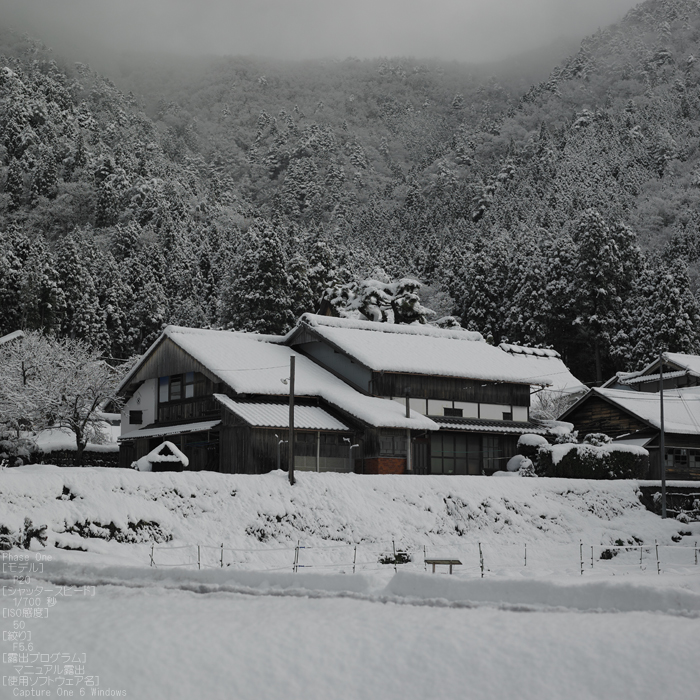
[2,467,699,699]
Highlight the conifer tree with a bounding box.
[55,232,108,349]
[5,158,25,211]
[219,222,295,334]
[571,209,637,382]
[288,253,315,319]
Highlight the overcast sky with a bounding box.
[1,0,641,63]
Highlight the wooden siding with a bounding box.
[158,395,220,423]
[220,409,357,473]
[371,373,530,406]
[565,396,649,438]
[362,427,409,459]
[119,441,136,469]
[296,340,372,392]
[122,337,222,394]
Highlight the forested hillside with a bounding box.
[3,0,700,384]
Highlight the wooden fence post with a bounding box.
[655,540,660,575]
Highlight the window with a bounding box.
[159,373,196,403]
[379,433,407,456]
[443,407,463,418]
[430,432,468,474]
[129,410,143,425]
[483,436,504,472]
[502,412,513,421]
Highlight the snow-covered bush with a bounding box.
[515,434,550,476]
[505,454,537,477]
[518,460,537,478]
[0,518,47,550]
[517,434,549,457]
[0,427,37,467]
[583,433,613,447]
[538,443,648,479]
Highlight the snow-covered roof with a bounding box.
[621,370,688,385]
[612,435,654,448]
[498,343,586,394]
[591,387,700,435]
[120,420,221,441]
[133,441,189,471]
[433,417,550,435]
[498,343,560,358]
[0,330,24,346]
[121,326,437,431]
[665,352,700,375]
[610,352,700,388]
[214,395,350,431]
[294,314,552,386]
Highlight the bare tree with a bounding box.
[529,389,586,421]
[0,331,127,465]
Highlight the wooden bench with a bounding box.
[424,558,462,574]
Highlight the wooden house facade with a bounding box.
[118,315,578,475]
[560,387,700,480]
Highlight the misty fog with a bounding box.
[1,0,640,64]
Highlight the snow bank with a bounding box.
[385,571,700,612]
[0,467,686,561]
[27,571,700,700]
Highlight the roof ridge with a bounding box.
[300,313,484,342]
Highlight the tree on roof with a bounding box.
[320,272,434,325]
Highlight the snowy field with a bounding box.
[2,466,700,699]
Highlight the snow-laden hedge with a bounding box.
[538,443,648,479]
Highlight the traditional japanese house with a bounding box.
[602,353,700,393]
[117,325,434,473]
[118,316,581,474]
[561,353,700,480]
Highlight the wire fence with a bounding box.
[147,539,700,577]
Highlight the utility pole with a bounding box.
[289,355,296,486]
[659,353,666,518]
[405,388,412,472]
